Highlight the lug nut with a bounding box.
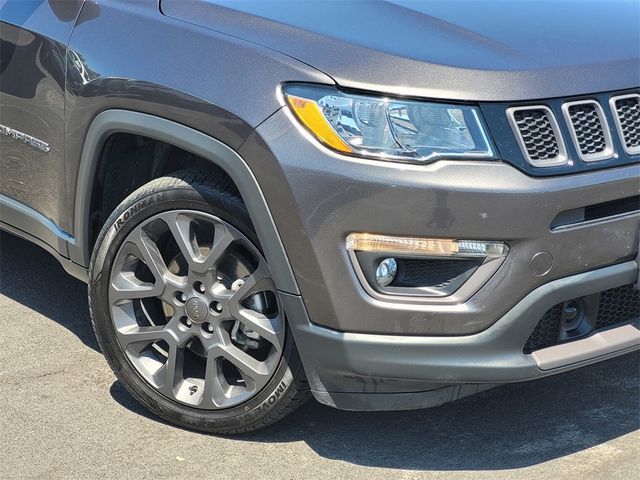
[207,324,214,333]
[186,318,192,326]
[211,301,223,313]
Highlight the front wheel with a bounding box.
[89,171,309,434]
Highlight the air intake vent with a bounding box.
[563,100,613,161]
[595,285,640,329]
[507,106,567,167]
[524,284,640,353]
[611,94,640,155]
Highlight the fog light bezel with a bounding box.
[346,233,509,304]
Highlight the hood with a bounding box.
[161,0,640,101]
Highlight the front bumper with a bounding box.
[282,262,639,410]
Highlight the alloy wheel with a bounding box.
[108,210,284,409]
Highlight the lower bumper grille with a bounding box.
[596,285,640,329]
[524,284,640,353]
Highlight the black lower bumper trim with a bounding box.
[282,261,640,410]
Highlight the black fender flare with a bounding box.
[69,109,300,295]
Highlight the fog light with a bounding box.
[561,299,583,331]
[375,258,398,287]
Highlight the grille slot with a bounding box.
[524,284,640,353]
[562,100,613,162]
[507,106,567,167]
[611,94,640,155]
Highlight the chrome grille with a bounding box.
[563,100,613,162]
[611,94,640,155]
[507,92,640,168]
[507,106,566,167]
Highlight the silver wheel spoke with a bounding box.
[219,344,271,391]
[227,260,283,349]
[200,353,227,408]
[111,279,159,302]
[163,316,193,347]
[158,342,183,397]
[115,325,169,348]
[231,261,276,301]
[129,227,169,283]
[167,213,200,268]
[109,228,169,302]
[236,309,283,349]
[166,212,236,274]
[196,223,236,273]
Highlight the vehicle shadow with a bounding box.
[2,231,638,471]
[0,231,99,352]
[111,352,639,471]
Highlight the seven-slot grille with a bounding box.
[508,92,639,167]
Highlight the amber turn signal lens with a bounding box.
[285,94,353,153]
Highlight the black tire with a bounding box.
[89,171,310,434]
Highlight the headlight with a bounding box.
[284,84,496,163]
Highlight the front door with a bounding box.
[0,0,84,237]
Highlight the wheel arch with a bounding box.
[70,109,299,295]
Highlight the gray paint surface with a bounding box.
[0,0,82,231]
[163,0,640,100]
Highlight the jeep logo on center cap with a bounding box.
[185,297,208,323]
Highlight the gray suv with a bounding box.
[1,0,639,434]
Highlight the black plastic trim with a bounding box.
[70,110,300,294]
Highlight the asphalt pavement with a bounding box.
[0,231,638,479]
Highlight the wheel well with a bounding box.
[89,132,239,252]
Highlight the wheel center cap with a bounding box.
[185,297,208,323]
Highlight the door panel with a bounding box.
[0,0,84,233]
